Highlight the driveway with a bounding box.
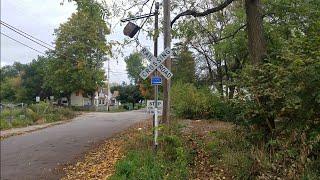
[0,110,150,180]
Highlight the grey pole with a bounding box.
[154,2,159,148]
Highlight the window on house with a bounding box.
[76,91,79,96]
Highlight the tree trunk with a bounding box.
[246,0,275,137]
[204,57,215,86]
[224,59,229,98]
[245,0,266,65]
[217,60,224,96]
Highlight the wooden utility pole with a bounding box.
[162,0,171,124]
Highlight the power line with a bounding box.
[1,32,46,55]
[1,20,55,48]
[1,22,54,50]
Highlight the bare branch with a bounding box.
[171,0,235,26]
[216,23,246,42]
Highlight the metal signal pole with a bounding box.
[163,0,171,124]
[153,2,159,148]
[120,2,160,149]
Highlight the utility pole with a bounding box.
[162,0,171,124]
[153,2,159,148]
[121,2,160,149]
[107,58,110,111]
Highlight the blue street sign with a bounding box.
[151,76,162,85]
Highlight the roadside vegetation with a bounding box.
[1,0,319,179]
[109,0,320,178]
[111,120,190,180]
[0,102,75,130]
[169,81,319,179]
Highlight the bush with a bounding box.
[11,119,33,128]
[171,82,212,119]
[0,102,75,129]
[26,108,39,122]
[171,81,242,121]
[30,102,75,123]
[0,119,10,130]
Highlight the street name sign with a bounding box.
[139,47,173,80]
[151,76,162,85]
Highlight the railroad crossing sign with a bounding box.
[139,47,173,80]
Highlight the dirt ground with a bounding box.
[182,120,234,180]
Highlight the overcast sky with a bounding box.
[0,0,162,84]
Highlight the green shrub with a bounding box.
[56,107,74,118]
[0,109,11,117]
[29,102,52,116]
[171,81,243,121]
[0,119,10,130]
[26,108,39,122]
[171,82,213,119]
[0,103,75,129]
[11,119,33,128]
[44,113,60,123]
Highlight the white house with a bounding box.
[70,90,91,107]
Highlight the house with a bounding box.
[70,90,91,107]
[110,90,120,106]
[93,86,110,107]
[70,80,111,107]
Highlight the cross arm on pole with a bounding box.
[120,12,158,22]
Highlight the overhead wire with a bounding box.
[1,21,54,50]
[1,32,46,55]
[1,20,55,48]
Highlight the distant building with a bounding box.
[70,90,91,107]
[93,86,110,107]
[110,90,120,106]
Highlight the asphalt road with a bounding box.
[1,110,150,180]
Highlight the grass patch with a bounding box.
[111,150,164,180]
[110,119,190,180]
[206,128,253,179]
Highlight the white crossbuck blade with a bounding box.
[139,47,173,80]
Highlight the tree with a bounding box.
[124,52,144,84]
[0,77,16,103]
[171,0,271,132]
[22,56,52,103]
[172,43,196,84]
[47,1,111,104]
[0,62,27,103]
[171,0,265,65]
[111,84,143,109]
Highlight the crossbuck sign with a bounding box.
[139,47,173,80]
